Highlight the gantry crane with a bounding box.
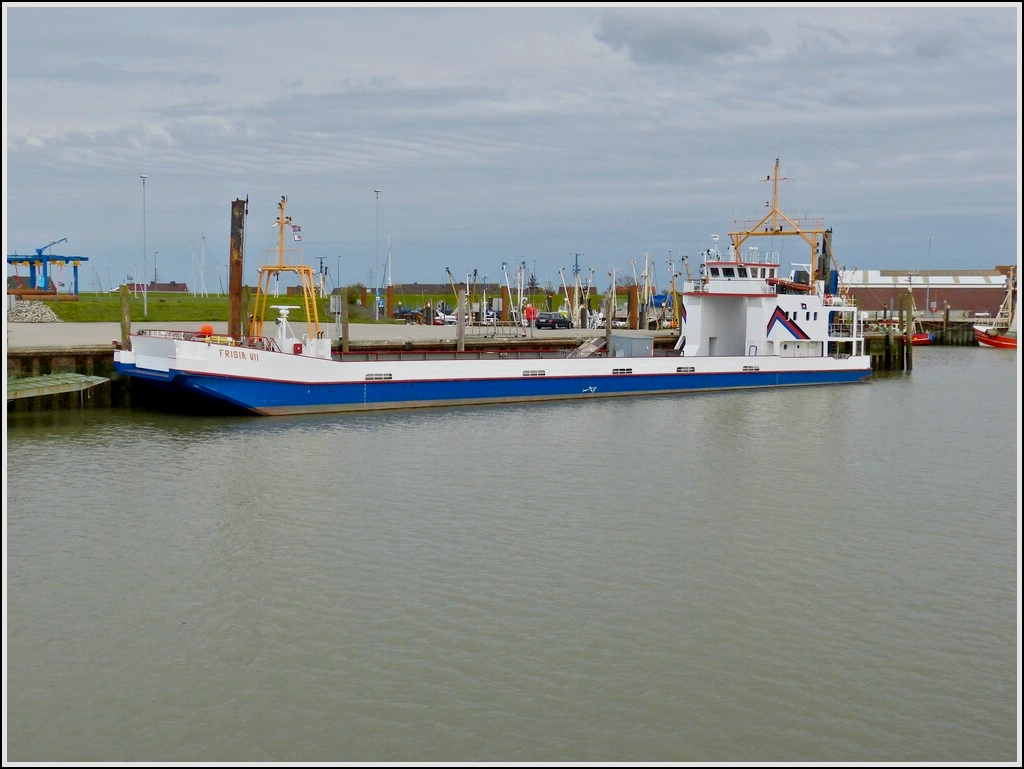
[8,237,90,295]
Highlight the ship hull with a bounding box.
[973,326,1017,349]
[115,338,871,416]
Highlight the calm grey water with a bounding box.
[5,346,1020,762]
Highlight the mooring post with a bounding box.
[241,285,250,336]
[457,287,466,352]
[904,291,913,370]
[119,284,131,351]
[605,291,613,350]
[228,198,246,339]
[342,287,350,353]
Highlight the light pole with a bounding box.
[140,175,148,291]
[335,254,345,339]
[926,237,932,314]
[374,189,381,321]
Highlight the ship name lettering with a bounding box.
[218,349,260,362]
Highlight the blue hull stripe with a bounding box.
[114,363,870,414]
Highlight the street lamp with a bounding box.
[374,189,381,321]
[926,237,932,314]
[140,175,148,291]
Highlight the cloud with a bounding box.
[20,59,221,87]
[3,5,1019,287]
[596,11,759,66]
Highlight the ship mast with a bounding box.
[729,158,830,284]
[248,196,321,341]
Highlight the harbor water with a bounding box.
[4,345,1020,762]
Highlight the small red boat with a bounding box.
[972,266,1016,350]
[973,326,1016,349]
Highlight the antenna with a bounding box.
[190,235,210,296]
[199,234,208,297]
[316,256,328,298]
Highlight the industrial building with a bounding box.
[839,267,1011,319]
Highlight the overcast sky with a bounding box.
[4,3,1020,294]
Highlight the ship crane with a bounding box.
[681,254,694,282]
[443,266,460,319]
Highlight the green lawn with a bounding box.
[49,292,235,322]
[44,291,376,323]
[42,289,621,323]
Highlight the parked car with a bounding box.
[535,311,572,330]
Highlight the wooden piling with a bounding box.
[341,289,350,353]
[457,287,466,352]
[119,284,131,351]
[228,198,246,338]
[904,291,913,371]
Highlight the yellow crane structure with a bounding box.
[681,253,694,282]
[728,157,832,285]
[248,196,320,342]
[444,267,460,314]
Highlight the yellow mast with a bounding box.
[728,158,829,284]
[681,254,694,282]
[445,267,459,313]
[248,196,321,341]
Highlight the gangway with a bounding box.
[566,336,606,358]
[6,373,109,401]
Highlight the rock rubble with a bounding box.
[7,300,64,323]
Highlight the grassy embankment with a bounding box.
[46,290,366,323]
[44,289,596,323]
